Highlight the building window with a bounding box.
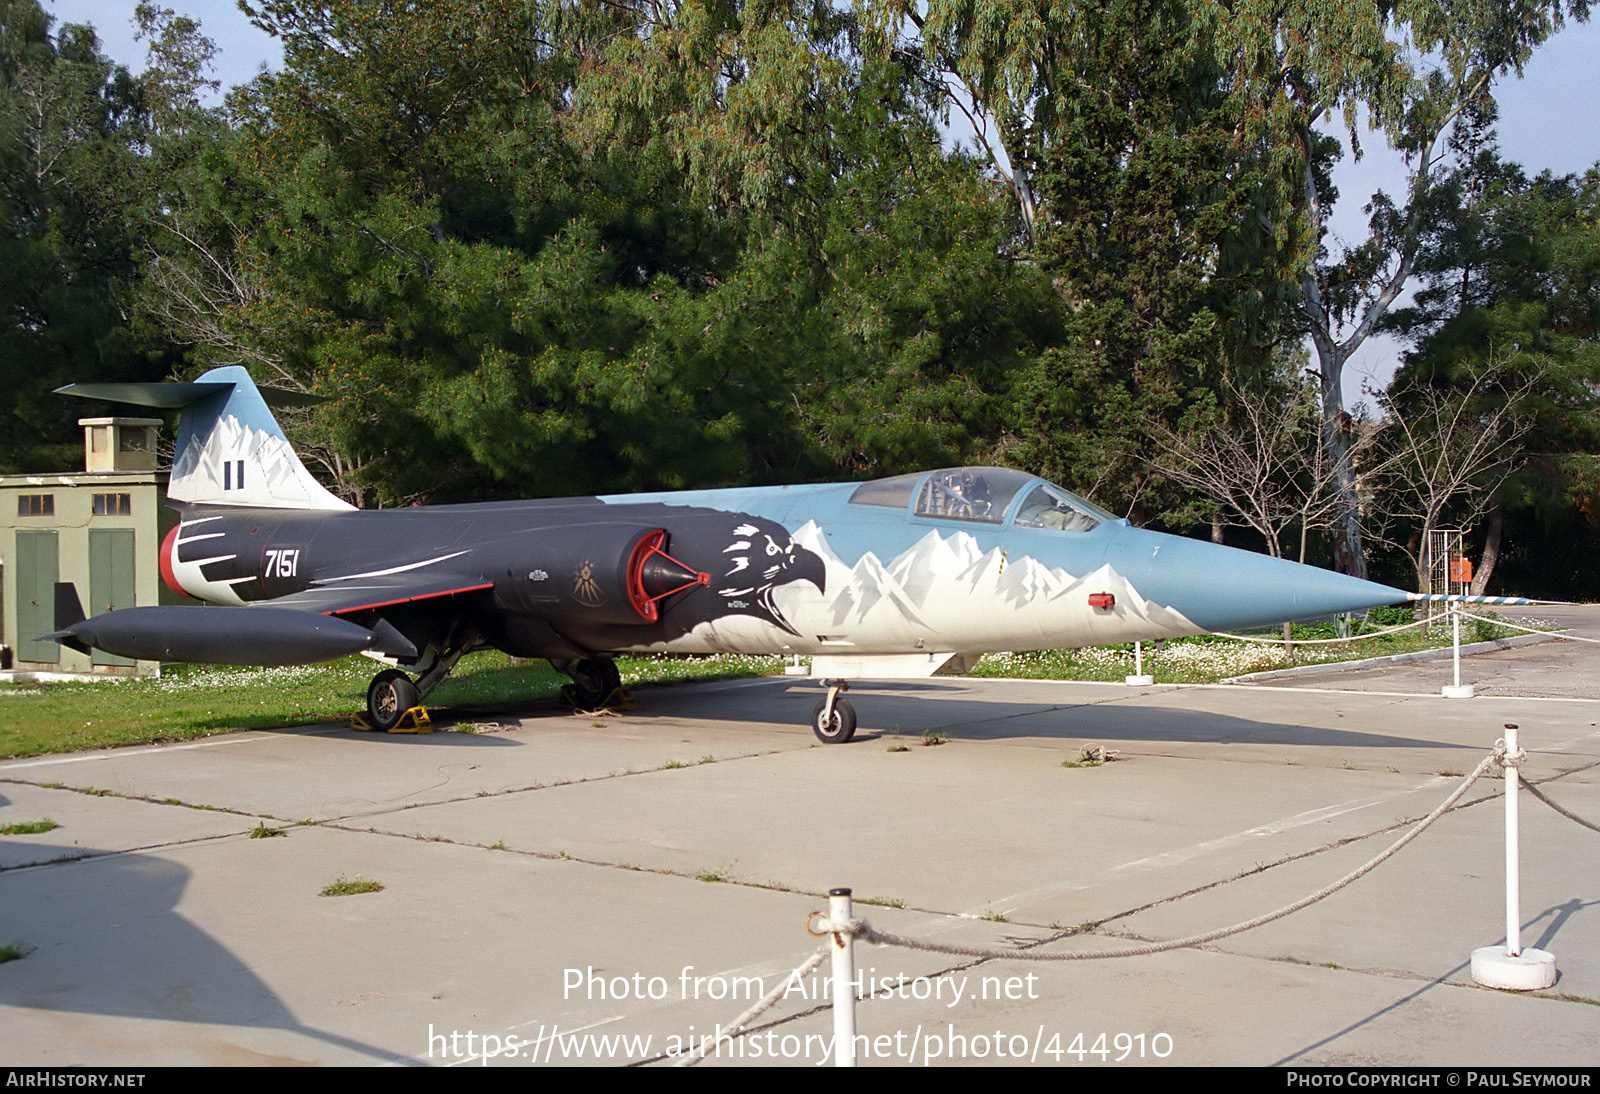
[17,495,54,517]
[92,493,132,516]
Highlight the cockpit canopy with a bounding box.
[848,467,1114,531]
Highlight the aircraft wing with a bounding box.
[266,578,497,618]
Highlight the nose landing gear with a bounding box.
[811,681,856,744]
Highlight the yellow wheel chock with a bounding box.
[559,685,636,713]
[349,706,433,733]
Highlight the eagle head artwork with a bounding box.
[709,519,826,636]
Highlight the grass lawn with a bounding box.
[0,610,1550,760]
[0,652,784,760]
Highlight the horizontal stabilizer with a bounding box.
[55,380,322,409]
[58,366,352,511]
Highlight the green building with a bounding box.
[1,418,176,678]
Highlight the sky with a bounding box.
[42,1,1600,405]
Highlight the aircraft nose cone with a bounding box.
[1106,531,1407,633]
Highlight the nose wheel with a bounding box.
[810,682,856,744]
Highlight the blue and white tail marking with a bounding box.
[167,367,352,511]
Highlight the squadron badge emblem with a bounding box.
[572,559,605,607]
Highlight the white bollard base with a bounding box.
[1471,945,1556,990]
[1125,675,1154,686]
[1441,684,1476,698]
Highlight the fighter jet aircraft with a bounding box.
[49,367,1411,741]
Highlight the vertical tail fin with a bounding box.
[56,367,354,511]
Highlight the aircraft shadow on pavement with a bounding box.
[389,676,1479,753]
[243,717,527,747]
[0,842,409,1065]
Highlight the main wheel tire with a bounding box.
[368,669,419,731]
[570,657,618,709]
[598,658,622,700]
[810,696,857,744]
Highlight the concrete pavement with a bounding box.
[1,618,1597,1067]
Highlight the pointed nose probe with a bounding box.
[1106,532,1408,634]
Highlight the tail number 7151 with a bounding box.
[265,548,300,578]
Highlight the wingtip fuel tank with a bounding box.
[47,604,416,667]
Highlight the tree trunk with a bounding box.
[1316,343,1369,579]
[1470,502,1504,596]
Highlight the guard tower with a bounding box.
[0,418,173,678]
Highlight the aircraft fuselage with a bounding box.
[162,468,1403,666]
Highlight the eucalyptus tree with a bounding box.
[862,0,1589,545]
[1223,0,1591,577]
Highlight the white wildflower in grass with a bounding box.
[619,653,786,685]
[1152,641,1289,679]
[154,661,375,694]
[1507,616,1558,631]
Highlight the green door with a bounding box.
[15,530,59,664]
[89,528,137,667]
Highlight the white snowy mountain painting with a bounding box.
[658,524,1200,655]
[172,413,353,511]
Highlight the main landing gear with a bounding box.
[363,637,477,731]
[811,680,856,744]
[558,657,623,710]
[367,669,420,731]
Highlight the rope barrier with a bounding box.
[842,751,1500,962]
[1454,609,1600,645]
[673,947,830,1067]
[678,741,1597,1065]
[1521,777,1600,834]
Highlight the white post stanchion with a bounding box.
[1441,606,1475,698]
[829,887,857,1066]
[1125,641,1153,686]
[1471,724,1556,989]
